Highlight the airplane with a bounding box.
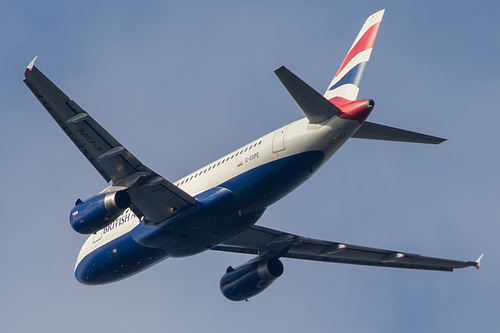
[24,9,482,301]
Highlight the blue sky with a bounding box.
[1,1,498,332]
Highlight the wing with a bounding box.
[24,58,196,223]
[212,225,480,271]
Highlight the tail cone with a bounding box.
[337,99,374,123]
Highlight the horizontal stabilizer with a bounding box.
[275,66,342,124]
[352,121,446,144]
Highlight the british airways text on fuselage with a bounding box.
[102,209,134,235]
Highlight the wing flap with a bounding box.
[212,225,478,271]
[127,177,195,223]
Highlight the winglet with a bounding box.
[475,253,484,270]
[26,56,38,71]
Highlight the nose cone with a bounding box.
[74,255,111,285]
[338,99,374,123]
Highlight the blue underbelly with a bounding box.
[221,150,325,212]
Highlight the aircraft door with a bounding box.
[93,230,102,243]
[272,125,288,153]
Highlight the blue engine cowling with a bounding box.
[69,190,131,234]
[220,258,284,301]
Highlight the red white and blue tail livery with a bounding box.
[23,9,481,302]
[325,9,384,106]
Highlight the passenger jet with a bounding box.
[24,9,482,301]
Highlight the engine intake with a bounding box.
[69,190,131,234]
[220,258,284,301]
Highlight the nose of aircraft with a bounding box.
[338,99,374,123]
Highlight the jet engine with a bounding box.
[220,257,284,301]
[69,190,131,234]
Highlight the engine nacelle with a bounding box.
[220,258,284,301]
[69,190,131,234]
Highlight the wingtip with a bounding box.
[26,56,38,71]
[475,253,484,270]
[274,65,286,73]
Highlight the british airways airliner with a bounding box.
[24,10,482,301]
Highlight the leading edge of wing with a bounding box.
[24,58,196,223]
[212,225,479,272]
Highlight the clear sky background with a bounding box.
[1,1,498,332]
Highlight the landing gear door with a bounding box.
[272,125,288,153]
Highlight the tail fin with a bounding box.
[324,9,385,106]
